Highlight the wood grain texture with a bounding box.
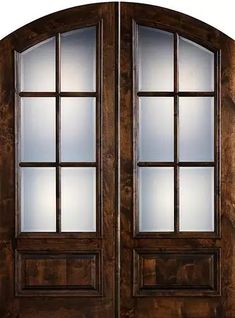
[134,249,220,296]
[16,251,101,296]
[0,2,234,317]
[0,2,117,317]
[120,2,234,318]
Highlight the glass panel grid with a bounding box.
[136,24,217,234]
[17,27,98,234]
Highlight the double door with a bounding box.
[0,2,234,317]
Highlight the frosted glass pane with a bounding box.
[61,168,96,232]
[61,98,96,162]
[179,167,214,231]
[179,97,214,161]
[138,26,174,91]
[139,167,174,232]
[21,168,56,232]
[179,37,214,91]
[20,37,55,92]
[139,97,174,161]
[61,27,96,92]
[20,98,56,162]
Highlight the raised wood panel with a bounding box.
[16,250,101,296]
[134,249,220,296]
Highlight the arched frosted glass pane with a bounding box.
[179,167,214,232]
[61,98,96,162]
[21,168,56,232]
[139,167,174,232]
[20,37,55,92]
[138,26,174,91]
[139,97,174,161]
[179,97,214,161]
[21,98,56,162]
[61,27,96,92]
[179,37,214,91]
[61,168,96,232]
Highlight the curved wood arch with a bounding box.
[0,2,234,318]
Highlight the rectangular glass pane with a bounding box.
[139,97,174,161]
[179,37,214,91]
[138,26,174,91]
[61,27,96,92]
[20,37,55,92]
[61,168,96,232]
[179,97,214,161]
[20,98,56,162]
[179,167,214,232]
[61,98,96,162]
[139,167,174,232]
[21,168,56,232]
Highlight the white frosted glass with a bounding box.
[61,168,96,232]
[61,98,96,162]
[179,97,214,161]
[21,168,56,232]
[139,167,174,232]
[138,26,174,91]
[139,97,174,161]
[179,167,214,232]
[179,37,214,91]
[20,37,55,92]
[61,27,96,92]
[20,98,56,162]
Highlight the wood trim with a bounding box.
[133,248,221,297]
[15,22,102,238]
[15,250,103,297]
[133,19,221,238]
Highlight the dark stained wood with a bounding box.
[120,2,234,318]
[137,91,215,97]
[134,248,220,296]
[19,92,97,97]
[16,251,101,296]
[0,2,118,317]
[0,2,234,318]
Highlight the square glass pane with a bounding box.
[21,168,56,232]
[139,97,174,161]
[61,98,96,162]
[61,27,96,92]
[20,98,56,162]
[138,26,174,91]
[179,97,214,161]
[139,167,174,232]
[20,37,55,92]
[179,167,214,232]
[61,168,96,232]
[179,37,214,91]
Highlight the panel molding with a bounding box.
[133,248,221,297]
[15,250,102,296]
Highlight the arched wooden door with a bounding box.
[0,3,234,318]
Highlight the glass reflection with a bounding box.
[179,37,214,91]
[179,97,214,161]
[138,26,174,91]
[20,37,55,92]
[21,98,56,162]
[179,167,214,231]
[61,97,96,162]
[21,168,56,232]
[61,27,96,92]
[139,167,174,232]
[139,97,174,161]
[61,168,96,232]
